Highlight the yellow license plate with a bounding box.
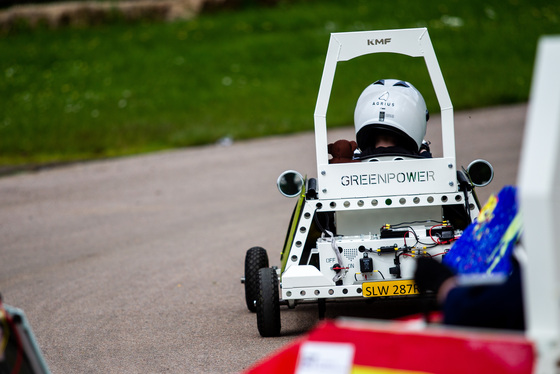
[362,279,419,298]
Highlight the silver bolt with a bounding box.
[449,181,454,186]
[321,170,326,176]
[448,163,453,168]
[322,189,327,194]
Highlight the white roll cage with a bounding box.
[313,28,457,199]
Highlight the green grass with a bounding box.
[1,0,559,166]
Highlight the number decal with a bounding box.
[363,280,420,298]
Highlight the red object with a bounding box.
[244,319,535,374]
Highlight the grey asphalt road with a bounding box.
[0,103,526,373]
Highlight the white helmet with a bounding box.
[354,79,429,153]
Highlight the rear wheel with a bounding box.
[244,247,269,312]
[256,267,281,337]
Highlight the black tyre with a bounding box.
[256,267,281,337]
[244,247,269,312]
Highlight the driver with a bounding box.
[354,79,432,158]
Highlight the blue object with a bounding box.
[443,186,522,275]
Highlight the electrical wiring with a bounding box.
[416,241,442,248]
[322,230,345,282]
[313,212,327,233]
[388,219,444,228]
[403,228,419,247]
[381,220,453,248]
[429,224,443,243]
[376,221,457,265]
[354,271,386,281]
[428,224,458,245]
[402,225,448,249]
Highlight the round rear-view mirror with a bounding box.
[467,159,494,187]
[277,170,304,198]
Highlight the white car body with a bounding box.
[280,28,482,302]
[246,28,493,337]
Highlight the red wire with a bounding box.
[403,230,410,246]
[429,224,443,244]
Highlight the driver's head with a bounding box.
[354,79,429,153]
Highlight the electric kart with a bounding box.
[242,28,494,337]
